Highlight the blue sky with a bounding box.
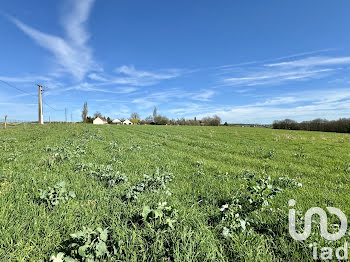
[1,0,350,123]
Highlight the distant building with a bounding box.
[112,118,121,124]
[93,116,108,125]
[122,119,133,125]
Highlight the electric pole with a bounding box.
[4,115,7,129]
[38,84,44,124]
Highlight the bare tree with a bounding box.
[130,112,140,124]
[93,112,102,118]
[202,115,221,126]
[145,115,153,124]
[81,102,88,122]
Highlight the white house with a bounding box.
[112,118,121,124]
[93,116,108,125]
[122,119,133,125]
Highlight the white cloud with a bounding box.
[196,89,350,123]
[115,65,181,80]
[131,88,216,109]
[61,0,95,46]
[111,65,183,86]
[45,82,138,96]
[87,73,108,82]
[266,56,350,68]
[9,0,98,81]
[223,68,334,87]
[0,75,51,83]
[220,54,350,87]
[192,90,215,101]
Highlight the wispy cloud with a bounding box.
[196,88,350,123]
[45,82,138,96]
[85,65,184,88]
[192,90,215,101]
[223,68,334,86]
[131,88,216,110]
[0,75,52,83]
[220,54,350,87]
[266,56,350,68]
[115,65,181,80]
[8,0,98,81]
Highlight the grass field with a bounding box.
[1,124,350,261]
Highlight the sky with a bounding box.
[1,0,350,124]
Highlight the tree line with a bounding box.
[81,102,221,126]
[273,118,350,133]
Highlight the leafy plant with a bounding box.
[240,171,281,212]
[6,152,21,162]
[219,199,249,237]
[218,171,285,237]
[74,162,95,172]
[294,146,306,158]
[98,171,128,187]
[88,165,127,187]
[274,176,302,188]
[124,170,173,201]
[39,181,76,208]
[109,142,119,151]
[265,149,276,159]
[141,202,178,231]
[129,144,142,150]
[51,227,116,261]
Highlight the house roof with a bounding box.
[112,118,121,123]
[94,116,107,122]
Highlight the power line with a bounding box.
[0,79,64,112]
[0,79,36,98]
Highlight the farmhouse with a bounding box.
[93,116,108,125]
[112,118,121,124]
[122,119,133,125]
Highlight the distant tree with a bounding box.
[177,118,186,125]
[201,115,221,126]
[145,115,153,124]
[213,115,221,126]
[93,112,102,119]
[130,112,140,124]
[86,116,93,123]
[81,102,88,122]
[224,122,228,126]
[272,118,350,133]
[153,107,157,120]
[154,115,169,125]
[107,117,112,124]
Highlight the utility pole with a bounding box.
[49,116,51,123]
[4,115,7,129]
[38,84,44,124]
[65,108,67,123]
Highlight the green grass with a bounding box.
[0,124,350,261]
